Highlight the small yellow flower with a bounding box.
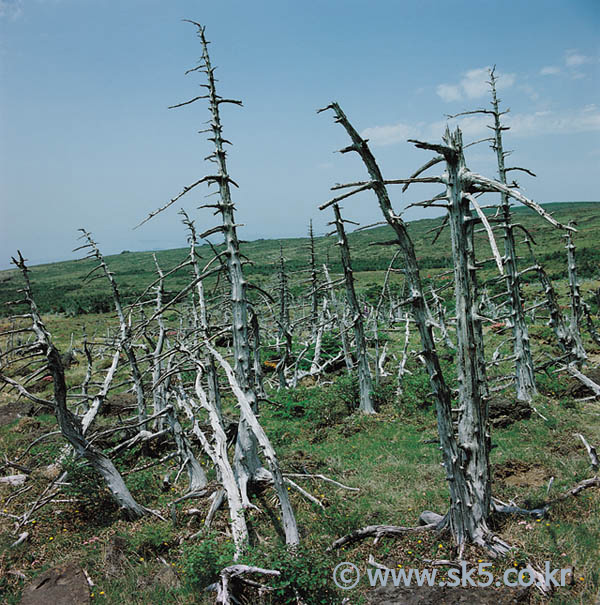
[438,544,443,549]
[49,537,54,541]
[139,557,144,562]
[579,576,585,581]
[99,591,104,595]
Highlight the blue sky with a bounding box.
[1,0,598,269]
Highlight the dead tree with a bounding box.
[448,68,537,401]
[318,103,454,428]
[180,210,223,416]
[135,24,298,545]
[329,203,375,413]
[308,220,320,340]
[318,104,459,543]
[137,23,267,497]
[76,230,147,430]
[1,253,148,519]
[322,263,354,373]
[524,235,587,364]
[151,255,207,493]
[406,126,571,553]
[276,246,292,389]
[565,223,593,354]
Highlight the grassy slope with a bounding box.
[1,201,598,316]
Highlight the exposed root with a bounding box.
[492,497,548,518]
[212,564,280,605]
[547,475,600,505]
[283,477,324,509]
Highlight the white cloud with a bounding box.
[486,107,600,137]
[436,66,515,102]
[436,83,461,102]
[565,49,592,67]
[540,65,561,76]
[362,106,600,147]
[360,122,419,146]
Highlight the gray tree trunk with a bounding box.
[331,203,375,413]
[276,247,292,389]
[488,70,537,401]
[192,26,264,498]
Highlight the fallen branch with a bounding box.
[328,523,437,551]
[283,472,359,491]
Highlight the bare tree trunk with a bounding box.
[331,203,375,413]
[318,105,460,541]
[180,210,223,417]
[189,25,264,497]
[308,220,320,341]
[77,230,147,428]
[151,255,207,492]
[440,129,494,551]
[323,263,353,373]
[276,247,292,389]
[176,380,248,557]
[524,237,587,364]
[208,345,299,546]
[250,310,267,398]
[565,223,589,361]
[488,69,537,401]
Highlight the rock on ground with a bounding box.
[19,564,89,605]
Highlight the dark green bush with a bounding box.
[182,534,236,588]
[241,543,339,605]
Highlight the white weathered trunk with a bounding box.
[177,380,248,557]
[209,345,299,546]
[565,225,588,365]
[323,263,353,373]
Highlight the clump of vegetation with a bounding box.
[182,534,236,589]
[242,543,339,604]
[62,456,115,513]
[130,522,175,556]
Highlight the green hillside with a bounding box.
[1,201,598,316]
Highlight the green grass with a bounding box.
[2,342,599,603]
